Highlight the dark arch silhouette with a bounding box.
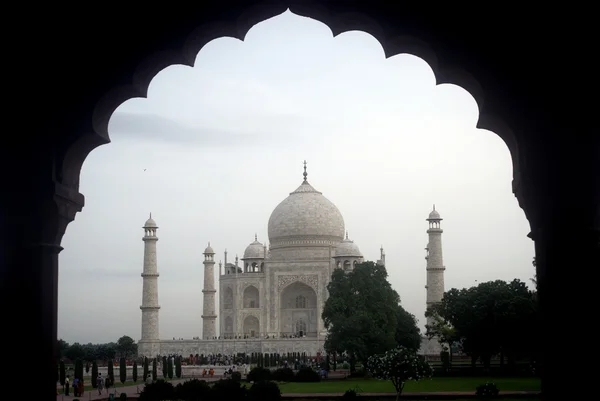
[2,3,598,400]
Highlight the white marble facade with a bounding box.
[138,165,446,357]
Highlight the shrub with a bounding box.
[175,379,210,401]
[143,357,149,382]
[120,357,127,384]
[120,393,127,401]
[231,371,242,382]
[91,361,98,388]
[341,362,350,369]
[248,380,281,401]
[476,382,500,399]
[348,368,370,379]
[247,366,271,382]
[175,356,182,378]
[367,346,433,399]
[272,367,295,382]
[440,350,451,372]
[133,361,138,383]
[108,359,115,385]
[295,367,321,382]
[75,359,84,381]
[211,379,247,399]
[139,379,175,401]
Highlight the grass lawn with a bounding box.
[277,377,540,393]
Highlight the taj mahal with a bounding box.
[137,162,445,357]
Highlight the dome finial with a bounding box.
[254,233,257,241]
[303,160,308,182]
[149,212,152,218]
[433,204,436,211]
[345,231,349,240]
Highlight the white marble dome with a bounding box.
[243,237,265,259]
[335,235,362,258]
[144,216,157,228]
[428,209,441,220]
[268,180,345,247]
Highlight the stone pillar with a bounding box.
[514,133,599,401]
[0,151,84,401]
[202,244,217,340]
[139,215,160,356]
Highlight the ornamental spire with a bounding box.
[303,160,308,182]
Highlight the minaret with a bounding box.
[377,245,386,266]
[202,243,217,340]
[139,213,160,356]
[425,205,446,327]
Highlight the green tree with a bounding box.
[367,346,433,400]
[162,356,168,378]
[143,357,149,382]
[395,304,422,351]
[65,342,85,361]
[425,304,459,361]
[91,361,98,388]
[108,359,115,385]
[58,339,70,359]
[168,356,174,379]
[59,360,66,386]
[152,358,158,381]
[427,279,538,369]
[85,361,90,373]
[133,361,138,383]
[322,261,399,371]
[117,335,137,358]
[120,357,127,384]
[175,356,182,378]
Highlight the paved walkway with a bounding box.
[56,386,540,400]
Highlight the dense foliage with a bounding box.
[426,279,538,368]
[323,261,419,371]
[57,335,137,361]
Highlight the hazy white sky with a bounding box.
[58,10,534,344]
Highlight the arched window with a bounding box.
[295,319,307,335]
[295,295,306,309]
[223,287,233,309]
[343,260,351,270]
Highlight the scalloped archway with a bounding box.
[62,4,522,203]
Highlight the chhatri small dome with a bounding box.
[268,161,345,247]
[144,213,157,228]
[204,242,215,254]
[243,234,265,259]
[427,205,441,220]
[335,232,362,258]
